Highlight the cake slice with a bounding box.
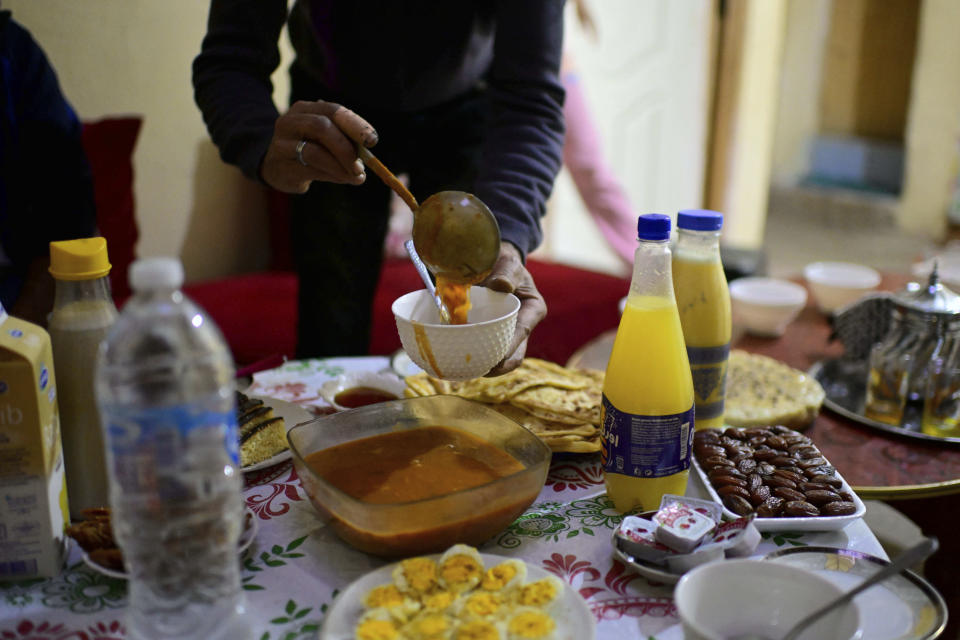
[237,391,265,415]
[240,417,287,467]
[239,405,275,438]
[236,391,288,467]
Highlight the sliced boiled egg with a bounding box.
[438,544,484,593]
[420,589,458,615]
[362,583,421,623]
[453,618,505,640]
[456,590,507,622]
[514,576,564,612]
[393,556,439,596]
[504,607,557,640]
[480,559,527,594]
[401,611,456,640]
[355,608,402,640]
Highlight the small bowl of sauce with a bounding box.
[320,371,407,411]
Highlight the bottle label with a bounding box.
[687,344,729,420]
[105,405,239,492]
[600,395,694,478]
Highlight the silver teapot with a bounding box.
[833,265,960,430]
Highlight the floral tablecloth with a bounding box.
[0,357,887,640]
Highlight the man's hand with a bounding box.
[260,100,378,193]
[482,242,547,375]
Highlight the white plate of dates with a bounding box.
[691,426,866,531]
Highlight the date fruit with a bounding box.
[694,426,859,520]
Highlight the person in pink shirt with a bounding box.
[561,50,638,269]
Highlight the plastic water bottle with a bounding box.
[95,257,248,640]
[602,214,695,513]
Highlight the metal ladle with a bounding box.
[404,239,452,324]
[354,145,500,284]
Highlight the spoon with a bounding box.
[734,537,938,640]
[404,239,452,324]
[352,143,500,284]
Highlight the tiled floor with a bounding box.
[762,185,935,279]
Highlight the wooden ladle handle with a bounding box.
[356,146,419,212]
[330,106,419,212]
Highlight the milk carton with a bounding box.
[0,304,69,579]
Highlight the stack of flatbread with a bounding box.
[404,358,603,453]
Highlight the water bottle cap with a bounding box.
[637,214,671,241]
[49,237,111,280]
[129,257,184,291]
[677,209,723,231]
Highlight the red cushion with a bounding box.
[183,272,298,366]
[525,260,628,365]
[81,117,142,299]
[173,260,627,369]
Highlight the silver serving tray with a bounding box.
[809,358,960,445]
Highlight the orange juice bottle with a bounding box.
[672,209,732,430]
[602,214,695,513]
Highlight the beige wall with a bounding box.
[770,0,831,187]
[5,0,293,282]
[899,0,960,237]
[771,0,960,241]
[708,0,788,249]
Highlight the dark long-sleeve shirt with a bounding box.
[0,11,97,308]
[192,0,565,257]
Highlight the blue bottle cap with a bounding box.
[637,214,671,241]
[677,209,723,231]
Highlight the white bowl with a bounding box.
[804,261,881,313]
[319,371,408,411]
[392,286,520,381]
[675,559,862,640]
[729,277,807,337]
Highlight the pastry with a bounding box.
[724,350,825,429]
[237,391,287,467]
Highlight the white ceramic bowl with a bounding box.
[319,371,408,411]
[804,261,881,313]
[392,286,520,381]
[729,277,807,337]
[675,559,861,640]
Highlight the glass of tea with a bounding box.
[922,361,960,438]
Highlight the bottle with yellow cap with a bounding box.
[48,237,118,516]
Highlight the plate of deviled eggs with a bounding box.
[320,544,595,640]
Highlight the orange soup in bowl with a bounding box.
[304,426,525,503]
[288,396,551,556]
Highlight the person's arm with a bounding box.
[191,0,288,181]
[0,14,96,321]
[562,58,637,269]
[192,0,373,192]
[475,1,565,373]
[474,0,566,259]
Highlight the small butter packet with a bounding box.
[658,494,723,524]
[707,515,761,558]
[652,502,717,553]
[615,515,677,565]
